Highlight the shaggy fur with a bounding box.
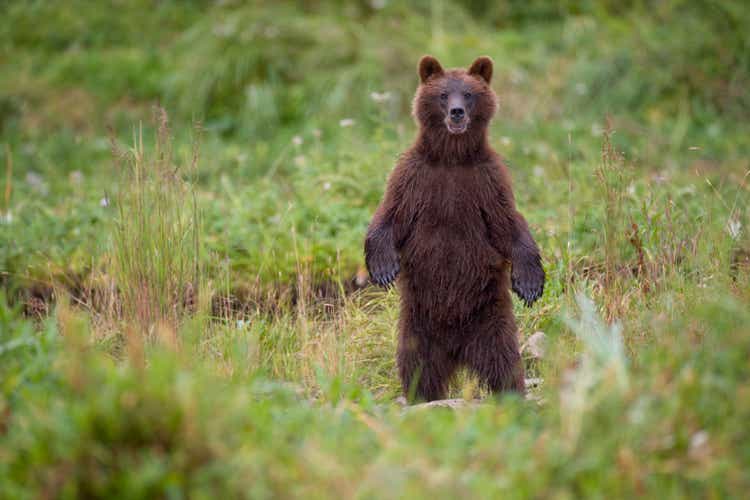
[365,55,545,401]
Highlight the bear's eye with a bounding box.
[463,92,472,99]
[440,92,448,101]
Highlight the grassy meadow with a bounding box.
[1,1,750,497]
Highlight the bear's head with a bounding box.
[412,55,497,136]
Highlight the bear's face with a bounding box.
[413,56,497,136]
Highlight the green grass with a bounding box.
[1,1,750,497]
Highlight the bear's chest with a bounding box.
[412,165,484,227]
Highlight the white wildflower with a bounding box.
[536,142,550,156]
[339,118,355,127]
[26,171,48,195]
[212,21,236,38]
[678,184,696,196]
[69,170,84,185]
[690,430,708,450]
[652,172,668,184]
[292,135,303,147]
[100,197,109,207]
[727,217,742,240]
[370,91,392,103]
[689,430,711,460]
[323,181,331,191]
[509,68,525,85]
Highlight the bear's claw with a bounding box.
[370,260,399,288]
[511,260,545,307]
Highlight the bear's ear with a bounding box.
[468,56,493,84]
[418,55,444,83]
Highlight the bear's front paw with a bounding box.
[511,259,545,307]
[367,249,400,288]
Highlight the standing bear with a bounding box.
[365,55,545,401]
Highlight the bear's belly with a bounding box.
[399,220,506,325]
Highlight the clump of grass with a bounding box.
[595,122,629,290]
[109,108,202,339]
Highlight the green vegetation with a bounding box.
[1,1,749,497]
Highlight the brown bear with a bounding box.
[364,55,545,402]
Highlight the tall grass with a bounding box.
[595,124,627,290]
[109,108,202,338]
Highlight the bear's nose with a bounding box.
[450,107,465,122]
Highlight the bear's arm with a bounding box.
[482,165,545,306]
[364,163,409,287]
[508,211,545,306]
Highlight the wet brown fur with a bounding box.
[365,56,544,401]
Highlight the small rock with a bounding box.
[354,268,369,288]
[522,331,547,359]
[399,380,544,412]
[525,377,543,388]
[404,398,481,412]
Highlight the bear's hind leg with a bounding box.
[397,322,457,402]
[461,306,525,395]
